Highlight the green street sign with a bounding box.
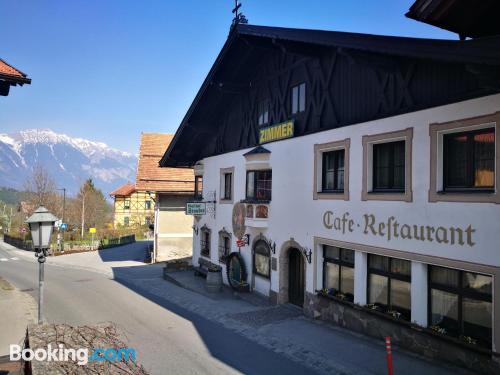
[186,202,206,215]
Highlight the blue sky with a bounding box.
[1,1,455,154]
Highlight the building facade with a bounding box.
[110,183,153,228]
[160,23,500,369]
[135,133,194,263]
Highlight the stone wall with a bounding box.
[304,292,500,374]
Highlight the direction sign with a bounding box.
[186,202,206,215]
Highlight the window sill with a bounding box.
[438,189,494,195]
[369,189,405,194]
[254,272,271,280]
[219,199,233,204]
[240,199,271,204]
[315,291,493,355]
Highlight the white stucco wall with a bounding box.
[191,93,500,295]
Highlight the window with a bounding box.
[124,199,130,210]
[373,141,405,192]
[200,226,211,257]
[124,217,129,226]
[144,200,151,210]
[291,83,306,114]
[246,170,272,201]
[323,246,354,302]
[362,128,413,202]
[224,173,232,199]
[313,139,350,200]
[429,266,492,348]
[253,239,271,278]
[258,100,269,126]
[322,150,345,192]
[218,229,232,262]
[194,176,203,200]
[429,113,500,204]
[444,128,495,191]
[367,255,411,320]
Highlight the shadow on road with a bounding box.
[97,241,152,263]
[110,264,317,375]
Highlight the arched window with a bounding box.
[253,239,271,278]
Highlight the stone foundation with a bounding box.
[304,292,500,374]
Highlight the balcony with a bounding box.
[243,202,269,228]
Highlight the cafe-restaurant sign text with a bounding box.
[259,120,294,144]
[322,211,476,247]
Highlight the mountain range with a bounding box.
[0,129,137,196]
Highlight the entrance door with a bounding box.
[288,248,304,307]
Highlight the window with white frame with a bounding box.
[291,83,306,114]
[258,100,269,126]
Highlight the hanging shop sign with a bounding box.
[236,234,250,248]
[232,203,246,239]
[259,120,294,144]
[186,202,206,215]
[322,211,476,247]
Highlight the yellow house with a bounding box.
[110,183,155,228]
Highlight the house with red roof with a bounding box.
[0,58,31,96]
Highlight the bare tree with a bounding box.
[24,165,60,216]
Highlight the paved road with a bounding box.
[0,241,471,375]
[0,243,315,375]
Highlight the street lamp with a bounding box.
[26,206,59,324]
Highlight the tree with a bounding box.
[24,165,60,216]
[74,179,109,237]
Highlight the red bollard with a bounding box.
[385,336,394,375]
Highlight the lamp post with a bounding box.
[26,206,59,324]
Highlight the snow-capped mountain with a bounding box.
[0,129,137,195]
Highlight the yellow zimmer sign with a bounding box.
[89,227,96,234]
[259,120,294,144]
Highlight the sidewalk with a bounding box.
[0,277,36,356]
[119,268,473,375]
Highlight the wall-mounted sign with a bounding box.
[259,120,294,144]
[322,211,476,247]
[186,202,206,215]
[232,203,246,239]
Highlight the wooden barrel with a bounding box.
[206,269,223,292]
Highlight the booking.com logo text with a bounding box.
[10,344,136,366]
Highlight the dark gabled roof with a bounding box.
[236,24,500,66]
[406,0,500,39]
[243,146,271,156]
[160,24,500,168]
